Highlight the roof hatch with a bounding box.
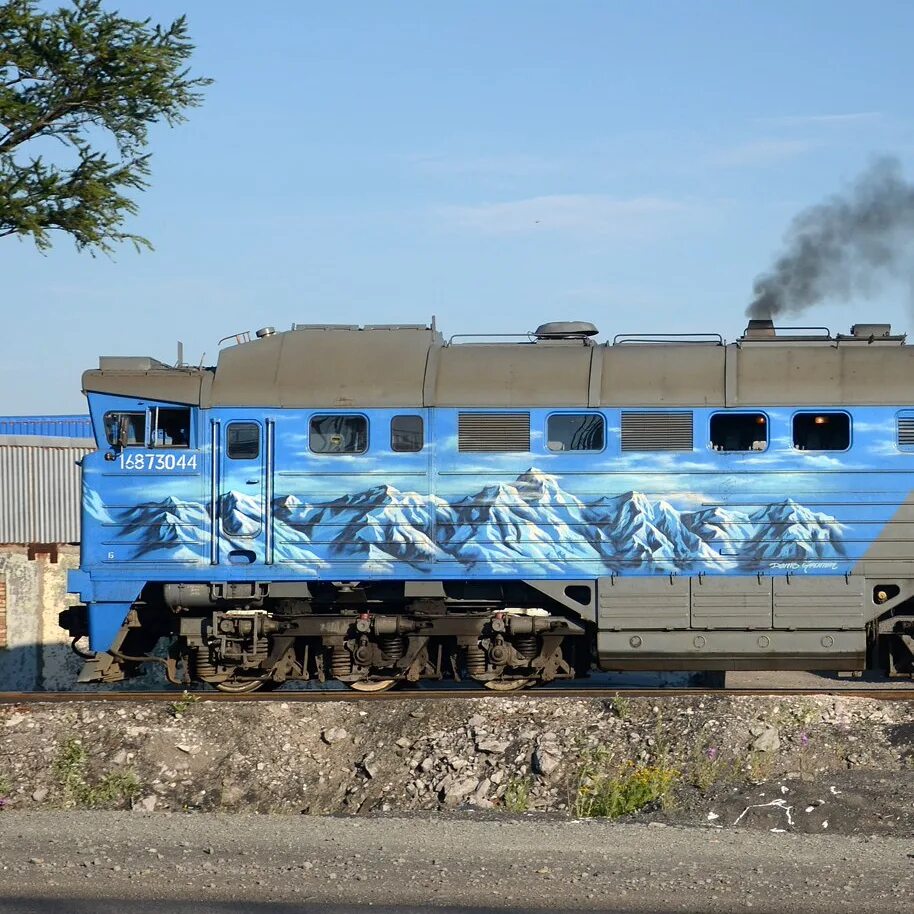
[533,321,598,341]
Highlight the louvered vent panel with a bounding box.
[458,412,530,452]
[621,411,693,451]
[898,417,914,448]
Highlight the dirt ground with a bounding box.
[0,692,911,838]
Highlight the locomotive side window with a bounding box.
[391,415,423,452]
[310,415,368,454]
[104,411,146,447]
[151,407,191,448]
[710,413,768,452]
[793,412,850,451]
[547,413,605,452]
[227,423,260,459]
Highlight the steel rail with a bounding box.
[0,687,911,704]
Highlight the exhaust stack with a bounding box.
[742,318,776,339]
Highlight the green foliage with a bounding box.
[573,751,679,819]
[169,689,199,718]
[52,737,140,808]
[0,0,210,252]
[746,750,775,784]
[53,737,89,799]
[83,770,141,807]
[0,774,10,797]
[609,694,631,720]
[687,747,741,793]
[501,776,533,813]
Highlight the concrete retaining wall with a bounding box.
[0,546,167,690]
[0,546,83,690]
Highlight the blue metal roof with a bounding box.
[0,415,93,439]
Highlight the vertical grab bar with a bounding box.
[210,419,220,565]
[265,418,274,565]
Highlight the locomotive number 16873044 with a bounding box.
[118,452,199,471]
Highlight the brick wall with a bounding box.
[0,576,6,648]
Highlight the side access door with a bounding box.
[216,419,268,565]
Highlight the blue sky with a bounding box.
[4,0,914,413]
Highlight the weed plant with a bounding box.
[53,738,140,809]
[502,776,533,813]
[573,750,679,819]
[687,746,741,793]
[169,690,200,718]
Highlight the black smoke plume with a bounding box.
[748,157,914,319]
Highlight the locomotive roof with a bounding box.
[82,321,914,408]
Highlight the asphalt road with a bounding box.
[0,905,577,914]
[0,812,912,913]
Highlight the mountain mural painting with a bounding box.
[85,468,848,573]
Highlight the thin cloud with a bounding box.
[441,194,689,235]
[710,138,816,168]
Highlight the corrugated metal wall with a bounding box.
[0,415,93,439]
[0,440,92,543]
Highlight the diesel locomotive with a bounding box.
[61,319,914,690]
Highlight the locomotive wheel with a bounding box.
[214,677,279,694]
[347,678,398,693]
[482,678,534,692]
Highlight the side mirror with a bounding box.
[117,415,131,449]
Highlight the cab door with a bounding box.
[218,420,267,565]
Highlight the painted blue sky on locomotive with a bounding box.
[69,321,914,652]
[81,406,903,575]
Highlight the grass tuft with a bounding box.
[609,694,631,720]
[687,747,741,793]
[53,738,140,809]
[573,751,678,819]
[169,690,200,718]
[502,776,533,813]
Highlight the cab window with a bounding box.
[104,411,146,447]
[151,407,191,448]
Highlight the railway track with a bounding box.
[0,686,912,703]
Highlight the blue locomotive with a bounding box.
[61,319,914,689]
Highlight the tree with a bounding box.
[0,0,210,252]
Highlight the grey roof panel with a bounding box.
[731,343,914,406]
[434,343,592,407]
[82,367,207,405]
[602,344,726,406]
[77,324,914,409]
[206,326,441,408]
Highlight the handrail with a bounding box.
[217,331,252,347]
[613,333,724,345]
[265,419,274,566]
[742,325,832,339]
[447,333,536,345]
[209,420,220,566]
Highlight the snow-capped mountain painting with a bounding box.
[109,496,210,562]
[84,468,850,574]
